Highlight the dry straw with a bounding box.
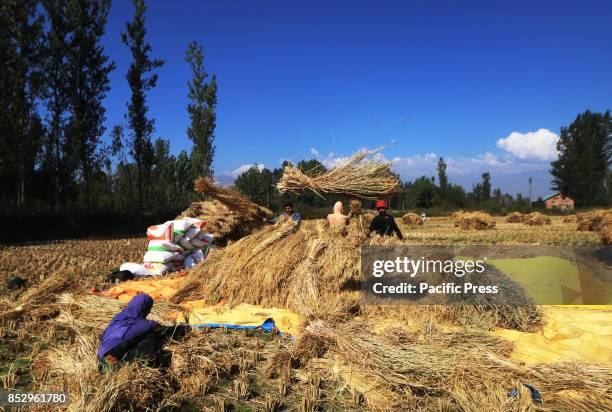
[55,293,181,332]
[524,212,551,226]
[504,211,525,223]
[172,218,539,331]
[454,211,496,230]
[276,149,401,199]
[401,212,422,225]
[178,177,272,243]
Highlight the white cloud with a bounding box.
[228,163,266,178]
[310,148,320,157]
[497,128,559,161]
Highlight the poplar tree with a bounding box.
[122,0,164,212]
[185,41,217,179]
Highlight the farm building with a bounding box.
[544,193,575,210]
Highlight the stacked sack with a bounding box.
[120,218,214,276]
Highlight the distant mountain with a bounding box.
[214,174,235,187]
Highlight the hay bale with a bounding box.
[456,212,495,230]
[276,149,401,199]
[577,209,612,232]
[451,211,465,226]
[524,212,551,226]
[401,212,421,226]
[505,212,525,223]
[563,215,576,223]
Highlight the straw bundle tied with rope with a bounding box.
[276,149,401,199]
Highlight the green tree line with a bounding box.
[0,0,216,215]
[234,110,611,215]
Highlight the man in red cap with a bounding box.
[369,200,403,239]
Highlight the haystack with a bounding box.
[177,178,272,244]
[455,212,496,230]
[276,149,401,199]
[524,212,551,226]
[505,212,525,223]
[172,218,539,331]
[577,209,612,232]
[401,212,421,225]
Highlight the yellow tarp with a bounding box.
[488,256,612,304]
[495,305,612,365]
[100,275,610,363]
[176,301,302,336]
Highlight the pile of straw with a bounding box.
[576,209,612,244]
[172,219,539,331]
[346,199,374,233]
[33,333,176,411]
[276,149,401,199]
[401,212,421,225]
[577,209,612,231]
[176,177,272,244]
[299,320,612,410]
[454,211,496,230]
[55,293,181,333]
[0,270,76,321]
[504,211,525,223]
[563,215,576,223]
[524,212,551,226]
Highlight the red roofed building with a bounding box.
[544,193,574,211]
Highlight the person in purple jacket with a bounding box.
[97,293,187,372]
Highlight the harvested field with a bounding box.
[0,237,147,296]
[1,212,609,411]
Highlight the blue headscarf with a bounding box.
[97,293,158,360]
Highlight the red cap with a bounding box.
[375,200,387,209]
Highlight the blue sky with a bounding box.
[100,0,612,198]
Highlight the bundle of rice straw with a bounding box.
[563,215,576,223]
[504,212,525,223]
[401,212,421,225]
[0,270,76,321]
[577,209,612,232]
[194,177,266,217]
[276,149,401,199]
[455,211,496,230]
[55,293,180,332]
[524,212,551,226]
[178,178,272,244]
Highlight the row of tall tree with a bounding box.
[0,0,216,214]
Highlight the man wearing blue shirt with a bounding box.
[269,201,302,225]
